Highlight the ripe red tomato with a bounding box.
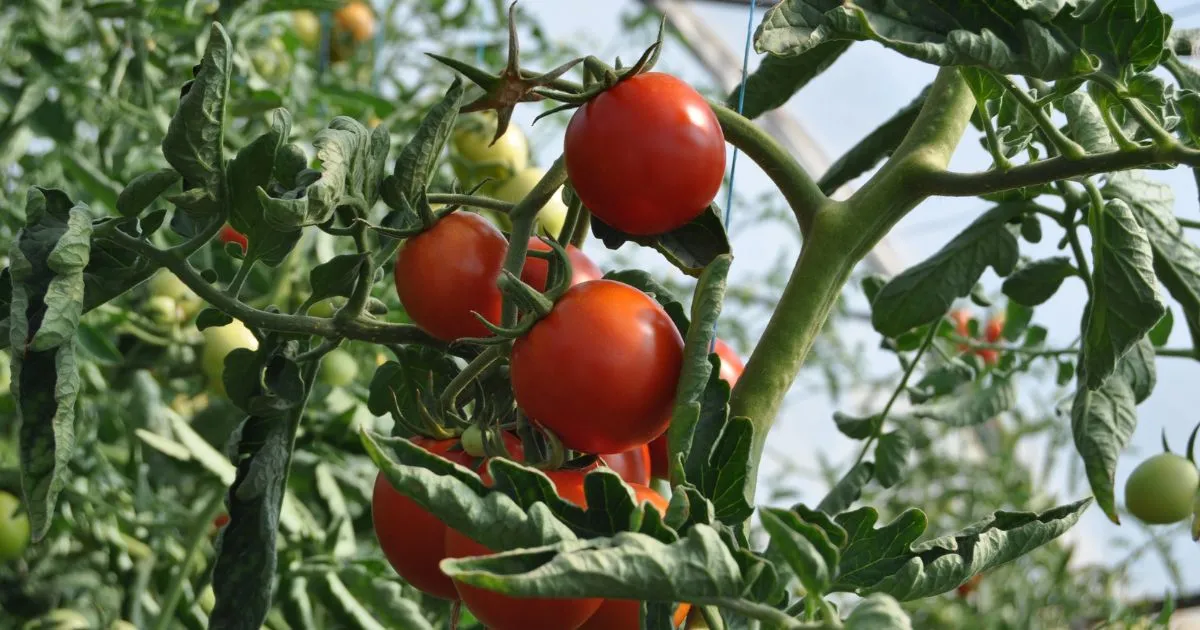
[984,316,1005,343]
[649,337,742,479]
[219,225,247,251]
[394,212,506,341]
[334,1,376,43]
[520,239,603,293]
[511,280,684,454]
[977,349,999,366]
[372,434,521,600]
[950,309,971,337]
[578,484,689,629]
[564,73,725,236]
[445,470,602,630]
[956,573,983,597]
[211,512,230,536]
[598,444,651,486]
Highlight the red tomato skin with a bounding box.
[219,225,248,251]
[511,280,684,454]
[978,348,999,366]
[394,212,507,342]
[445,471,602,630]
[598,444,652,486]
[984,316,1005,343]
[564,73,725,236]
[578,484,687,629]
[372,438,473,600]
[521,239,603,293]
[371,434,522,600]
[649,338,742,478]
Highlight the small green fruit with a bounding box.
[1124,453,1200,524]
[319,349,359,388]
[0,490,30,562]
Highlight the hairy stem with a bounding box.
[708,99,827,237]
[853,322,938,466]
[499,156,566,326]
[920,143,1200,197]
[730,67,975,484]
[426,192,515,214]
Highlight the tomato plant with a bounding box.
[7,0,1200,628]
[393,212,507,342]
[565,72,725,235]
[510,280,684,454]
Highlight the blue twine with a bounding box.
[713,0,756,353]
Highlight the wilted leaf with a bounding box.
[162,24,231,194]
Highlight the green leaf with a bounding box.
[366,350,459,432]
[59,149,122,211]
[905,380,1016,427]
[117,168,181,218]
[817,87,926,195]
[314,464,356,557]
[1063,91,1117,153]
[1003,301,1034,341]
[874,432,912,489]
[1149,309,1173,347]
[441,525,766,607]
[755,0,1166,80]
[336,566,437,630]
[728,41,851,119]
[162,23,232,194]
[228,109,304,267]
[1002,256,1076,306]
[196,308,234,332]
[845,594,911,630]
[75,322,123,365]
[1071,334,1156,523]
[907,361,973,404]
[308,254,368,303]
[833,412,879,440]
[831,499,1091,600]
[360,431,576,552]
[872,204,1022,337]
[382,79,463,212]
[1104,172,1200,358]
[592,204,732,278]
[259,117,374,230]
[1080,197,1167,390]
[817,462,873,515]
[9,188,92,541]
[760,507,838,596]
[316,572,391,630]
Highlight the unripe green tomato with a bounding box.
[490,167,569,239]
[148,270,196,302]
[451,114,529,186]
[250,37,292,83]
[319,349,358,387]
[0,351,10,395]
[1124,453,1200,524]
[22,609,89,630]
[460,425,485,458]
[202,320,259,397]
[0,490,29,562]
[199,584,216,614]
[111,621,138,630]
[146,295,179,325]
[293,10,320,48]
[309,298,344,319]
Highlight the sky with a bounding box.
[514,0,1200,603]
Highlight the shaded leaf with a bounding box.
[729,41,851,120]
[874,432,912,489]
[817,462,873,515]
[818,87,926,195]
[382,79,463,211]
[1002,256,1076,306]
[845,594,911,630]
[592,204,731,278]
[760,507,837,596]
[1080,198,1166,390]
[228,109,303,267]
[117,168,181,218]
[906,380,1016,427]
[309,254,368,303]
[162,24,231,194]
[872,204,1022,337]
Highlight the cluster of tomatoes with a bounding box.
[374,72,732,628]
[291,1,376,64]
[950,309,1005,366]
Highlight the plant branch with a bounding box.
[691,598,812,629]
[995,74,1085,159]
[920,144,1200,197]
[426,193,515,214]
[1179,217,1200,230]
[107,229,438,345]
[853,322,939,466]
[499,156,567,326]
[439,343,508,410]
[152,488,224,630]
[708,99,827,237]
[730,67,977,488]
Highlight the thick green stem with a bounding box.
[426,193,514,214]
[730,67,975,484]
[708,100,826,238]
[499,156,567,326]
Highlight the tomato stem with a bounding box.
[498,156,567,326]
[439,343,507,412]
